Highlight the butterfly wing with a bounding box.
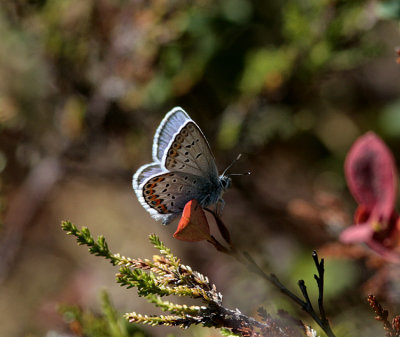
[162,120,219,181]
[152,107,191,162]
[133,107,223,225]
[133,162,165,191]
[133,163,167,221]
[153,107,219,181]
[140,171,218,225]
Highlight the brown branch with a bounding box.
[0,157,63,283]
[367,295,396,337]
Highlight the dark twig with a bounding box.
[298,280,314,312]
[207,235,231,254]
[207,211,337,337]
[243,251,305,308]
[312,251,330,330]
[245,251,336,337]
[204,208,231,244]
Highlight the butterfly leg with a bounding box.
[215,198,225,216]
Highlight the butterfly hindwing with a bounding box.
[133,162,165,191]
[141,171,215,224]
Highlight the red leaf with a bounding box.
[345,132,397,222]
[173,200,211,242]
[354,205,370,224]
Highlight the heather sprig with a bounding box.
[62,220,303,336]
[367,295,400,337]
[62,221,222,302]
[61,221,119,265]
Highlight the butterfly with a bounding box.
[132,107,231,225]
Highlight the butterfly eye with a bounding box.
[173,142,180,149]
[169,149,177,157]
[181,129,188,137]
[176,135,183,142]
[187,124,195,131]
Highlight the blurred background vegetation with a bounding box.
[0,0,400,336]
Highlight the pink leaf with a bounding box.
[345,132,397,222]
[339,222,374,243]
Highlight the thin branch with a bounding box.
[313,251,329,329]
[298,280,314,312]
[243,250,336,337]
[208,211,337,337]
[242,251,305,308]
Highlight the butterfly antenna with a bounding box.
[222,154,244,176]
[228,172,251,176]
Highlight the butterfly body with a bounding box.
[133,107,230,225]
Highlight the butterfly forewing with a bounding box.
[152,108,191,162]
[163,121,219,179]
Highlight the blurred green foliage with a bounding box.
[379,0,400,20]
[60,291,149,337]
[0,0,399,336]
[1,0,397,165]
